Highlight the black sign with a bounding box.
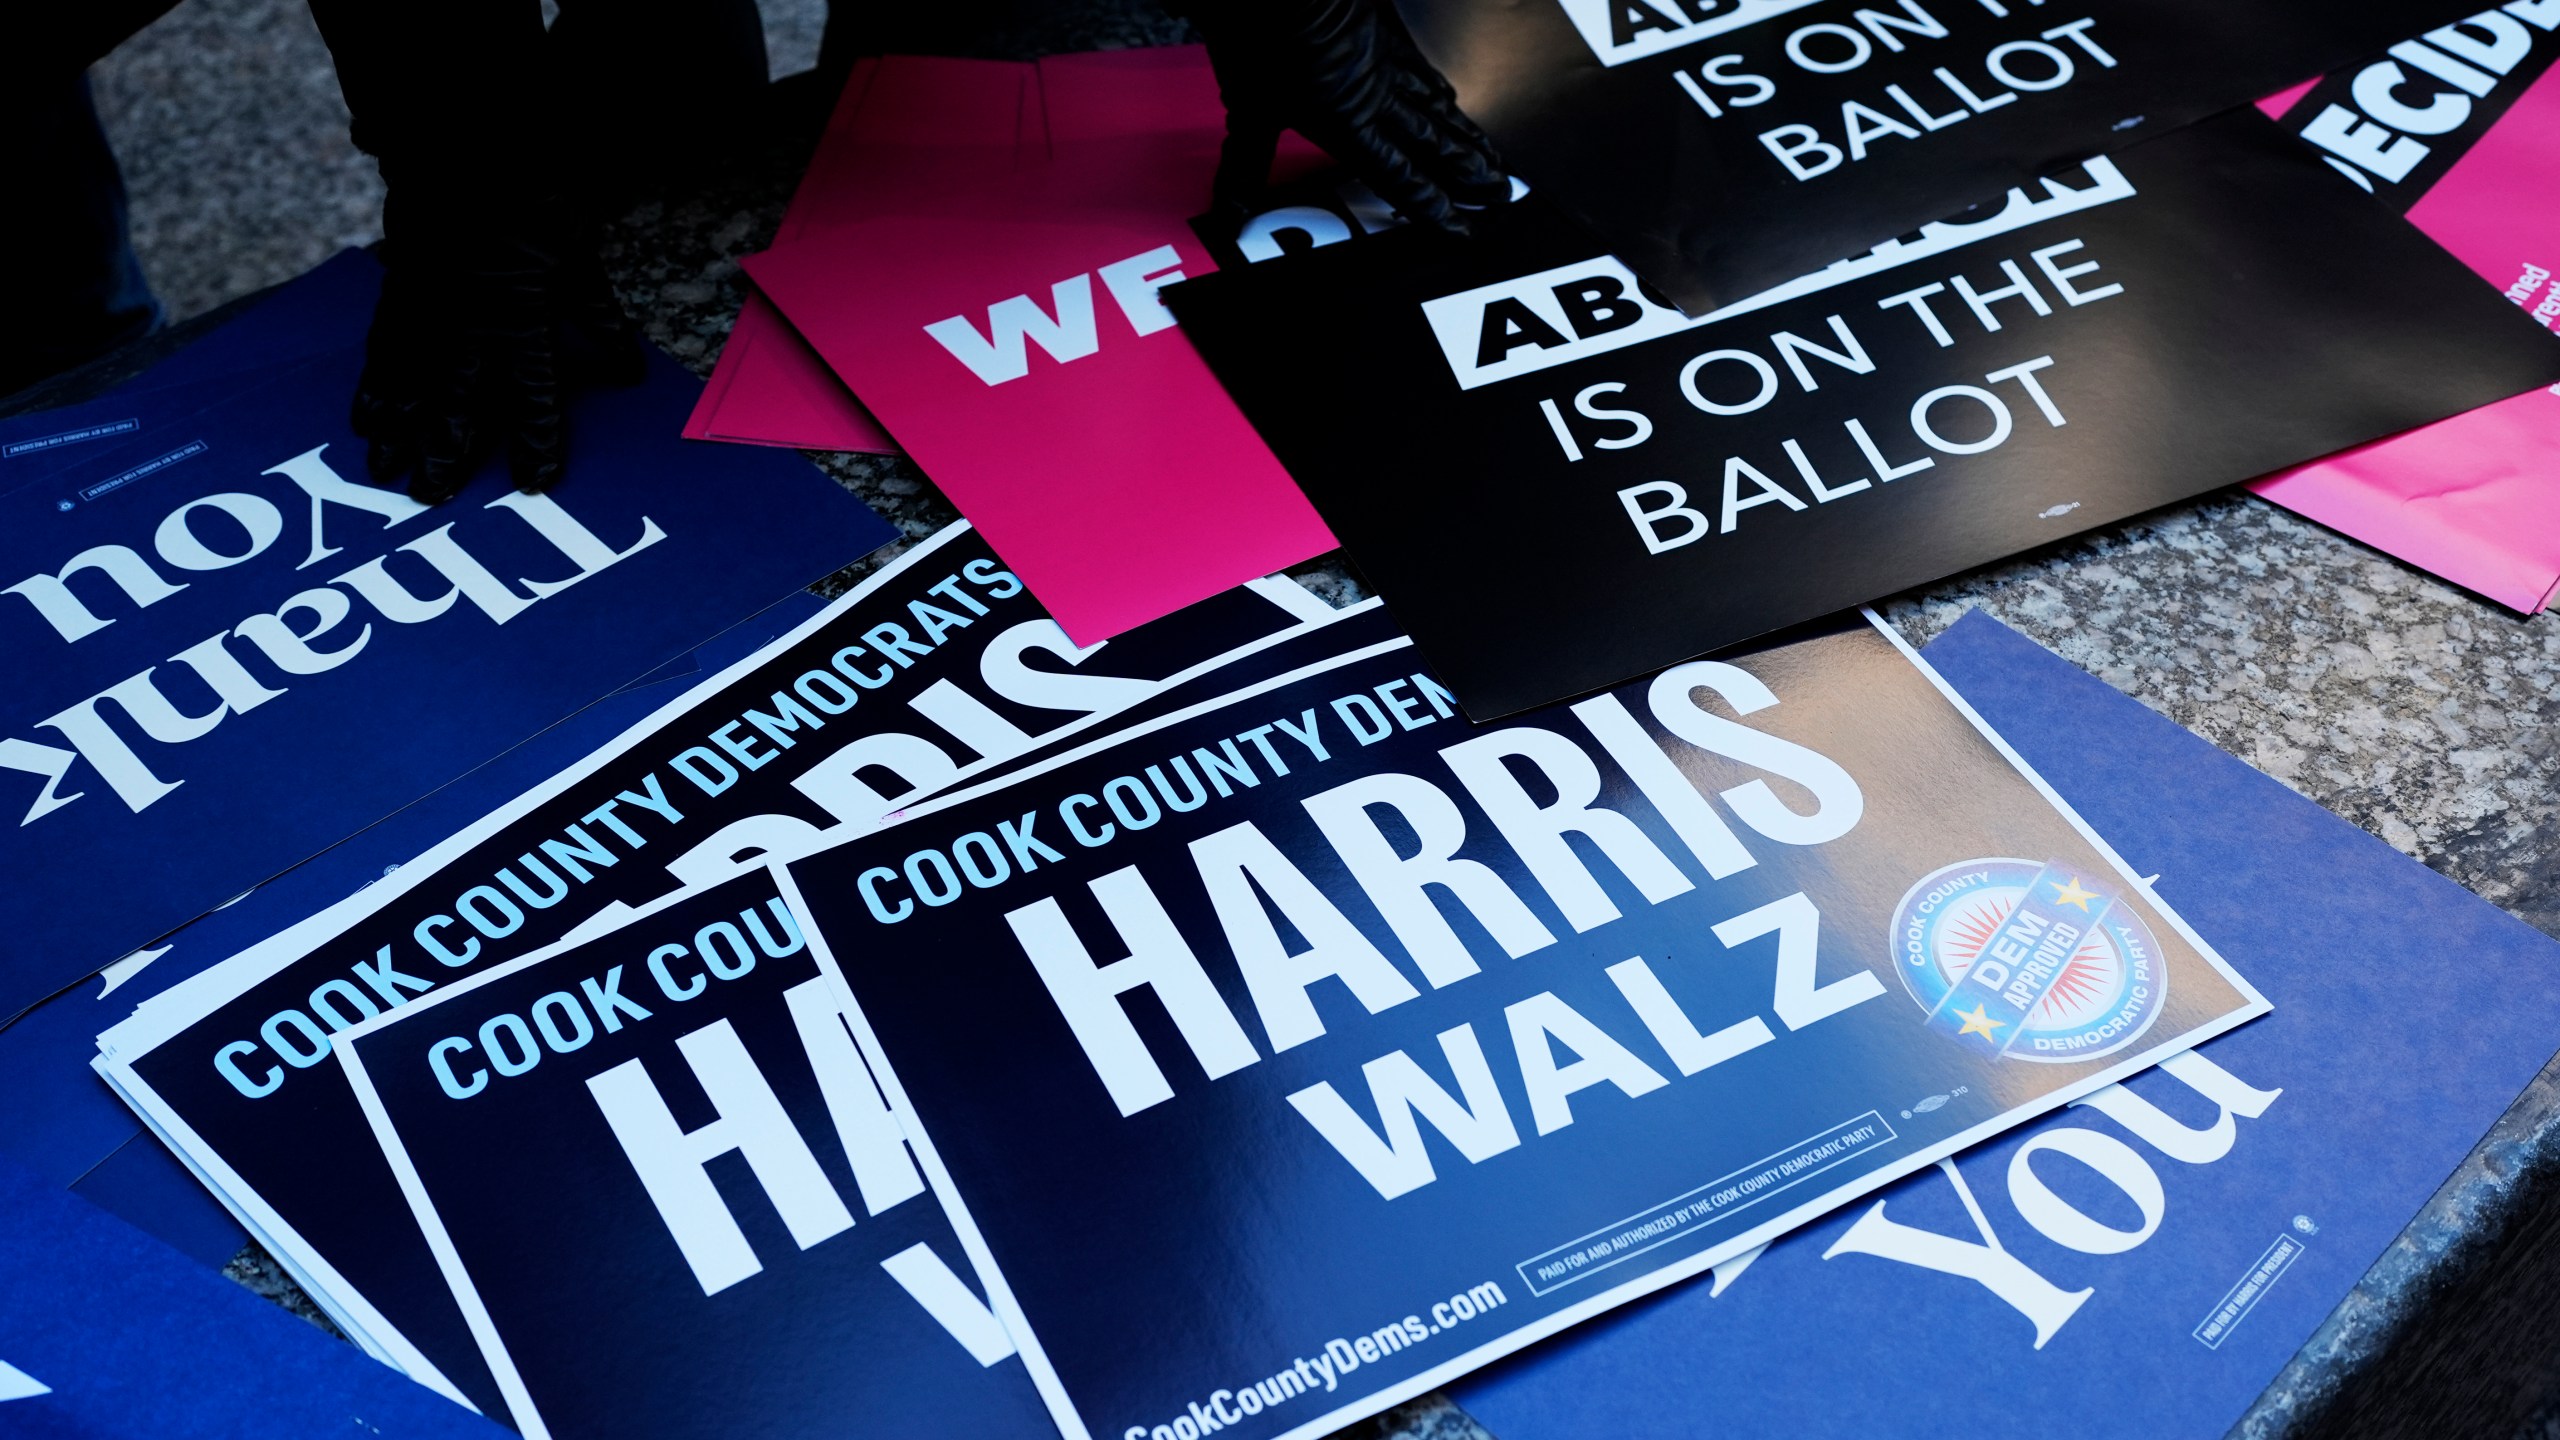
[1168,112,2560,718]
[2272,0,2560,205]
[1396,0,2511,310]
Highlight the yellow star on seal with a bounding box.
[1953,1003,2007,1041]
[2049,876,2100,912]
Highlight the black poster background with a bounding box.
[100,528,1323,1419]
[1168,112,2560,719]
[1399,0,2509,310]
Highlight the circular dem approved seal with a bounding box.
[1890,857,2165,1064]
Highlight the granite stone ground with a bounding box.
[72,2,2560,1437]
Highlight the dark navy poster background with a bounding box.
[98,534,1322,1417]
[1169,113,2560,718]
[343,881,1054,1440]
[784,622,2261,1440]
[1456,613,2560,1440]
[0,255,893,1017]
[1399,0,2509,309]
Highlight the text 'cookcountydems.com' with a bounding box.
[1124,1281,1510,1440]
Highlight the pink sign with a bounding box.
[682,291,898,454]
[2253,29,2560,613]
[746,49,1335,642]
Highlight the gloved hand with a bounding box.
[352,185,646,505]
[1181,0,1512,233]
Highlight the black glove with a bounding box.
[352,185,645,505]
[1182,0,1511,233]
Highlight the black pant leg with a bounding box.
[0,74,160,398]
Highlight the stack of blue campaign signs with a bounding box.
[96,538,2556,1440]
[0,1153,508,1440]
[0,249,897,1266]
[92,524,1356,1418]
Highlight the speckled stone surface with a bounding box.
[33,3,2560,1436]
